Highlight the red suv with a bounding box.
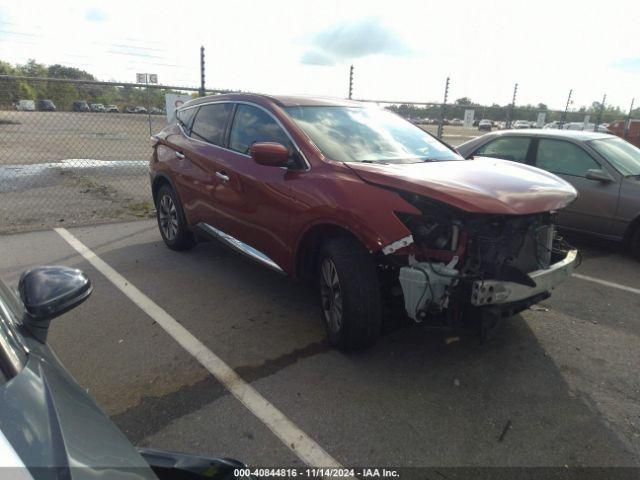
[150,94,578,350]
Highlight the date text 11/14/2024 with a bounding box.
[233,468,400,478]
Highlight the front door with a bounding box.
[212,103,301,270]
[533,138,619,235]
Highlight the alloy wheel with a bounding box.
[158,194,179,241]
[320,258,343,333]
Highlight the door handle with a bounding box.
[175,151,185,159]
[215,171,230,182]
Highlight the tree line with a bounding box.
[0,59,195,110]
[386,96,637,124]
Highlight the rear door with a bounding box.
[533,138,619,235]
[168,103,233,225]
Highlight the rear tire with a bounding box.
[155,185,195,251]
[630,227,640,261]
[318,236,382,351]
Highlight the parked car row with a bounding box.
[13,99,165,114]
[14,99,56,111]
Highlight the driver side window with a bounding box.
[229,104,293,155]
[535,139,600,177]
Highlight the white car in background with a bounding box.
[15,99,35,111]
[563,122,610,133]
[512,120,531,129]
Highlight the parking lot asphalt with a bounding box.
[1,219,639,469]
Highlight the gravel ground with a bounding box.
[0,110,482,233]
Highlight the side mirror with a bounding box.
[19,266,92,342]
[585,168,614,183]
[250,142,290,167]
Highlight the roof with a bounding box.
[180,93,364,109]
[488,128,613,141]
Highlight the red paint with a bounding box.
[150,94,577,278]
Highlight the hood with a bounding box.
[346,157,577,215]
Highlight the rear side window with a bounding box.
[536,139,600,177]
[190,103,233,146]
[229,104,292,154]
[176,108,197,134]
[475,136,531,163]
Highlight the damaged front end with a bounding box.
[384,193,578,328]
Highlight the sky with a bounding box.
[0,0,638,110]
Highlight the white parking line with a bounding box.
[572,273,640,296]
[54,227,341,468]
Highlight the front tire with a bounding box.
[155,185,195,251]
[318,236,382,350]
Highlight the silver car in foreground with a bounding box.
[0,266,244,479]
[457,129,640,259]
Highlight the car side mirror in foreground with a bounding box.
[250,142,290,167]
[585,168,615,183]
[19,266,92,342]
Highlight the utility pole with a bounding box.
[594,93,606,132]
[506,83,518,129]
[560,89,572,129]
[348,65,354,100]
[624,98,635,140]
[437,76,450,139]
[199,46,206,97]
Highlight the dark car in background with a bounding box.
[478,119,492,131]
[0,267,244,479]
[73,100,90,112]
[36,99,56,112]
[457,129,640,259]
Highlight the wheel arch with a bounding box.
[623,213,640,245]
[151,172,177,206]
[293,222,372,282]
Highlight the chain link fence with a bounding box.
[1,74,638,233]
[0,76,214,233]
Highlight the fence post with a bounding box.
[560,89,572,129]
[594,93,606,132]
[506,83,518,129]
[145,78,152,137]
[437,77,450,139]
[199,46,206,97]
[624,98,634,140]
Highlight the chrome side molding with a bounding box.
[196,222,285,274]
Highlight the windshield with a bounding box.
[589,137,640,176]
[285,106,462,163]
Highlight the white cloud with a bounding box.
[0,0,638,109]
[300,17,417,66]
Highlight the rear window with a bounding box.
[176,108,197,134]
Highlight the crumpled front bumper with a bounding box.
[470,249,578,306]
